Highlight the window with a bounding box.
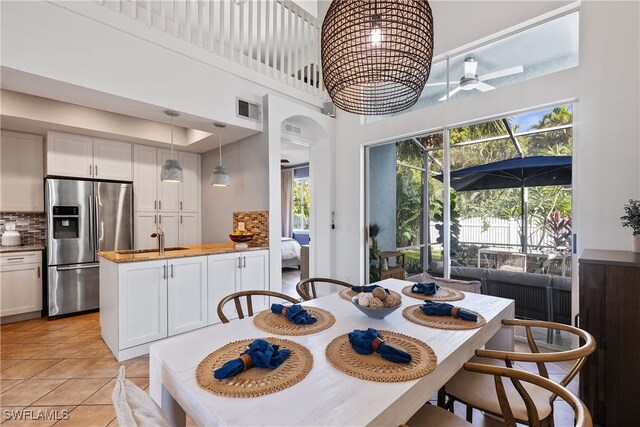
[292,178,309,231]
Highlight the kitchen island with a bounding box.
[98,243,269,361]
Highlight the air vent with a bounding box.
[282,122,302,136]
[236,98,261,122]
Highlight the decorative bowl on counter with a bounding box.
[350,295,402,319]
[229,232,254,243]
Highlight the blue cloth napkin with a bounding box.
[351,284,389,293]
[213,339,291,380]
[348,328,412,364]
[271,303,317,324]
[411,282,440,295]
[420,300,478,322]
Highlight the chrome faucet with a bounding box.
[150,228,165,254]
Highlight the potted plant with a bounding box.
[621,199,640,252]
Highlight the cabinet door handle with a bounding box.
[180,215,183,224]
[170,264,174,278]
[37,266,40,278]
[7,257,24,261]
[89,164,92,175]
[237,257,242,269]
[180,201,183,210]
[154,214,157,224]
[243,256,246,268]
[158,200,162,210]
[162,265,167,279]
[159,214,162,224]
[95,165,98,176]
[154,200,157,210]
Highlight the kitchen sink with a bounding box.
[115,247,189,255]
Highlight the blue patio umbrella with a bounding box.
[435,156,572,252]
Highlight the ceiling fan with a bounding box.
[426,57,524,101]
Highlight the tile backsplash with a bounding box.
[233,211,269,248]
[0,212,46,246]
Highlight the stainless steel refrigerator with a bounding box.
[45,179,133,317]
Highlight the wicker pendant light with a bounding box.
[160,110,183,182]
[321,0,434,115]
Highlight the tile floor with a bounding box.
[281,267,301,299]
[0,312,147,426]
[1,312,579,426]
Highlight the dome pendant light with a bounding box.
[210,123,230,187]
[160,110,184,183]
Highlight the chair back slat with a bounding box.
[247,295,254,317]
[494,375,517,426]
[234,298,244,319]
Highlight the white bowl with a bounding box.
[351,296,401,319]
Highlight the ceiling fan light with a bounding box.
[210,165,230,187]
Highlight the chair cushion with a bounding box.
[445,356,553,423]
[112,366,169,427]
[405,403,472,426]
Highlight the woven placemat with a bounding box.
[339,287,402,301]
[325,330,437,382]
[402,285,465,302]
[196,337,313,398]
[402,305,486,330]
[253,307,336,336]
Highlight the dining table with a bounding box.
[149,278,515,426]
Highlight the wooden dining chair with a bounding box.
[216,290,299,324]
[295,277,353,301]
[439,319,596,426]
[405,362,592,427]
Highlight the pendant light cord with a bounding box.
[170,115,175,159]
[218,127,223,166]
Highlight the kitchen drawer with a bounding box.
[0,251,42,266]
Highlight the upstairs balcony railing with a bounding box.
[97,0,325,99]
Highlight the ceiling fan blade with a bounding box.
[475,81,495,92]
[479,65,524,81]
[439,85,462,101]
[425,81,448,86]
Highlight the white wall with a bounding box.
[0,1,323,132]
[200,132,270,243]
[265,95,336,294]
[333,1,640,286]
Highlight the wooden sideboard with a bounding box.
[579,249,640,426]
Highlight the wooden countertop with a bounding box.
[98,243,269,263]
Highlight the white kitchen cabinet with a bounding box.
[133,145,159,212]
[93,138,132,181]
[46,132,132,181]
[133,145,201,248]
[158,212,180,247]
[0,251,43,318]
[134,212,159,249]
[117,259,168,349]
[179,151,200,212]
[0,131,44,212]
[158,149,180,212]
[167,256,207,336]
[46,131,93,178]
[207,250,269,325]
[179,213,200,246]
